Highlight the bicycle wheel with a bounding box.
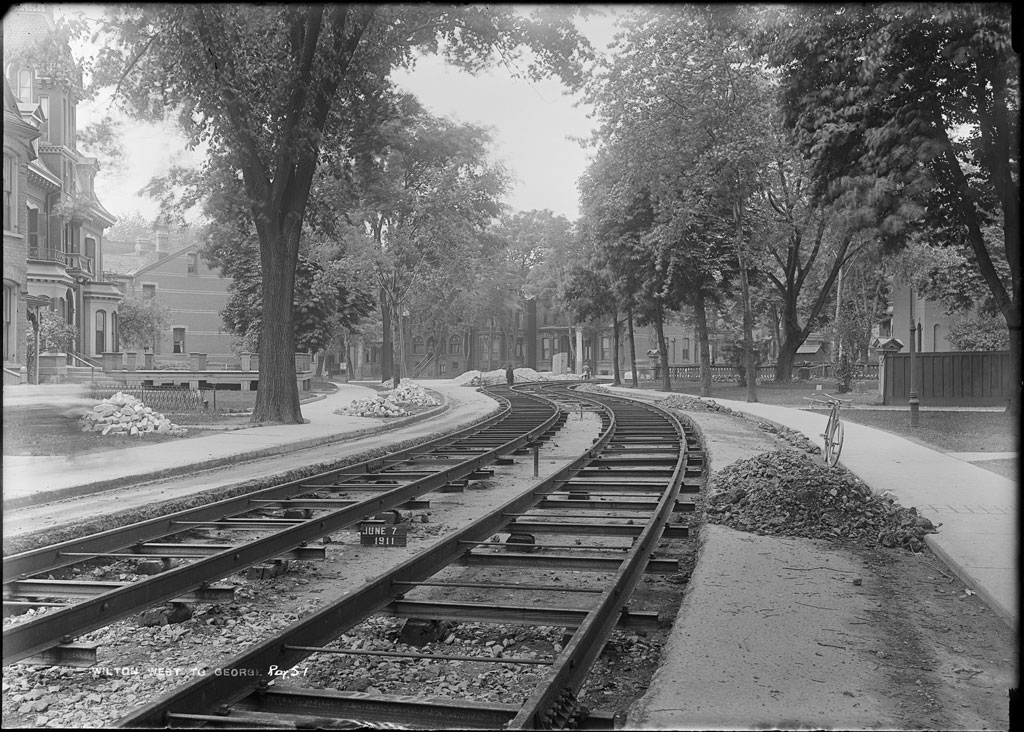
[821,412,836,464]
[826,418,844,467]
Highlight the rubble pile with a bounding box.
[756,420,821,455]
[338,396,408,418]
[383,379,440,407]
[337,379,438,418]
[707,450,939,551]
[78,393,187,437]
[658,394,745,417]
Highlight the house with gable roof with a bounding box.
[3,4,121,381]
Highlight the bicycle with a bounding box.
[803,392,850,467]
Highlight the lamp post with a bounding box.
[908,288,919,427]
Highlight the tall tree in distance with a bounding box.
[754,4,1020,413]
[92,5,590,422]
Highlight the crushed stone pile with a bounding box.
[78,393,187,436]
[755,420,821,455]
[383,379,440,407]
[337,379,438,418]
[707,450,939,552]
[657,394,745,417]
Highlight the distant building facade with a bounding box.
[3,5,120,379]
[104,227,236,362]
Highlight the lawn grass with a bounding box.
[627,377,1018,455]
[2,379,340,456]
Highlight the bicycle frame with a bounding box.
[804,392,848,467]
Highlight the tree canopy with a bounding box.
[91,4,591,422]
[753,3,1020,410]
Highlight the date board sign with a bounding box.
[359,519,408,547]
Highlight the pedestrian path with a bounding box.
[605,385,1019,630]
[2,381,499,509]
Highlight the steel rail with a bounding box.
[117,385,620,727]
[117,385,699,729]
[3,391,514,581]
[510,389,688,729]
[3,389,561,666]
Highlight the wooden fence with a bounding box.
[882,351,1012,406]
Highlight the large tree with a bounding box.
[754,3,1020,412]
[351,94,508,386]
[584,8,755,396]
[92,5,589,422]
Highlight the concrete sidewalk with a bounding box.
[2,381,499,509]
[606,385,1019,631]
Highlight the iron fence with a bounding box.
[88,384,206,412]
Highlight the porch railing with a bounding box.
[67,351,99,382]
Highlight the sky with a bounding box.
[60,5,631,226]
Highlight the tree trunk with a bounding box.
[253,234,303,424]
[390,300,402,388]
[654,305,671,393]
[693,290,712,397]
[380,289,393,384]
[776,336,801,385]
[612,314,622,386]
[627,306,638,388]
[734,201,758,403]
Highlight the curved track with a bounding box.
[3,387,561,667]
[116,383,705,729]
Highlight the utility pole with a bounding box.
[908,287,919,427]
[835,265,843,360]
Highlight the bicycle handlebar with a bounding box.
[803,393,851,406]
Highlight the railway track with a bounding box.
[114,383,705,729]
[2,387,562,667]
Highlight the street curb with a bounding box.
[2,390,457,511]
[925,533,1017,632]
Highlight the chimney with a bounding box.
[135,237,154,254]
[155,229,170,253]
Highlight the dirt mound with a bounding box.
[707,450,939,551]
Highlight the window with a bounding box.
[438,362,446,375]
[95,310,106,354]
[18,68,32,102]
[38,96,49,141]
[515,338,524,358]
[27,205,39,253]
[448,335,462,354]
[600,336,611,361]
[3,154,14,231]
[681,337,690,361]
[142,284,156,299]
[542,338,551,360]
[187,252,198,274]
[412,336,424,355]
[111,311,119,351]
[369,346,379,363]
[173,328,185,354]
[426,336,435,354]
[85,236,96,263]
